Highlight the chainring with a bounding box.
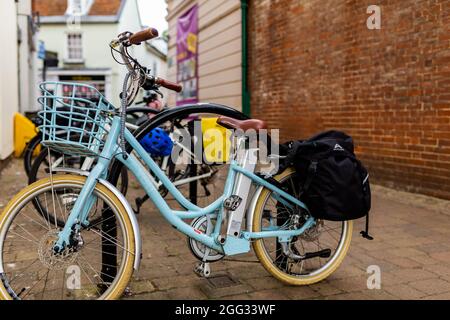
[188,216,224,262]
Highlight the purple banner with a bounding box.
[176,5,199,105]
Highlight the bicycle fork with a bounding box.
[54,118,122,252]
[53,160,109,252]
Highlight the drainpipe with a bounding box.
[241,0,250,116]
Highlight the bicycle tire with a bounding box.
[23,133,43,176]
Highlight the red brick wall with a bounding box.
[33,0,122,16]
[248,0,450,199]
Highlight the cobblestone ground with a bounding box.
[1,159,450,300]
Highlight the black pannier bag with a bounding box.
[280,130,373,240]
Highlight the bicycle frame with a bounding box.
[55,116,315,256]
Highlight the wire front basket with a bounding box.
[38,82,116,157]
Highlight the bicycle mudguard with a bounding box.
[246,184,264,232]
[51,168,142,270]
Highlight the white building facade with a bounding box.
[35,0,168,108]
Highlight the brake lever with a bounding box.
[153,88,164,99]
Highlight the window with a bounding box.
[66,0,93,16]
[60,75,107,100]
[66,33,83,62]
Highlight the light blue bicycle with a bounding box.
[0,29,353,300]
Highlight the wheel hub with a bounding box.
[299,220,325,242]
[38,230,79,270]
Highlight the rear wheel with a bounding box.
[252,167,353,285]
[0,175,136,300]
[23,134,43,176]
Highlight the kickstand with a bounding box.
[194,261,211,278]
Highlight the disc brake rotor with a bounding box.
[38,230,79,270]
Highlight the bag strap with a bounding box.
[360,213,374,240]
[302,160,318,192]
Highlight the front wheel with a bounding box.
[252,167,353,285]
[0,175,136,300]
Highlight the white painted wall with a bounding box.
[166,0,242,110]
[38,23,119,102]
[146,43,168,81]
[17,0,38,113]
[0,0,20,160]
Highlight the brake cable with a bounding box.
[120,71,132,160]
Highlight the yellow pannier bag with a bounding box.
[14,113,39,158]
[201,117,231,163]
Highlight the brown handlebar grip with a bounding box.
[129,28,159,45]
[155,77,183,93]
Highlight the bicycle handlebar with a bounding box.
[155,77,183,93]
[129,28,159,45]
[112,28,184,102]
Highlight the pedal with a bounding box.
[223,195,242,211]
[303,248,332,260]
[194,262,211,278]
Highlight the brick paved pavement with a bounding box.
[1,159,450,300]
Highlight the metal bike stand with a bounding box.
[100,206,118,288]
[188,120,198,205]
[189,165,198,205]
